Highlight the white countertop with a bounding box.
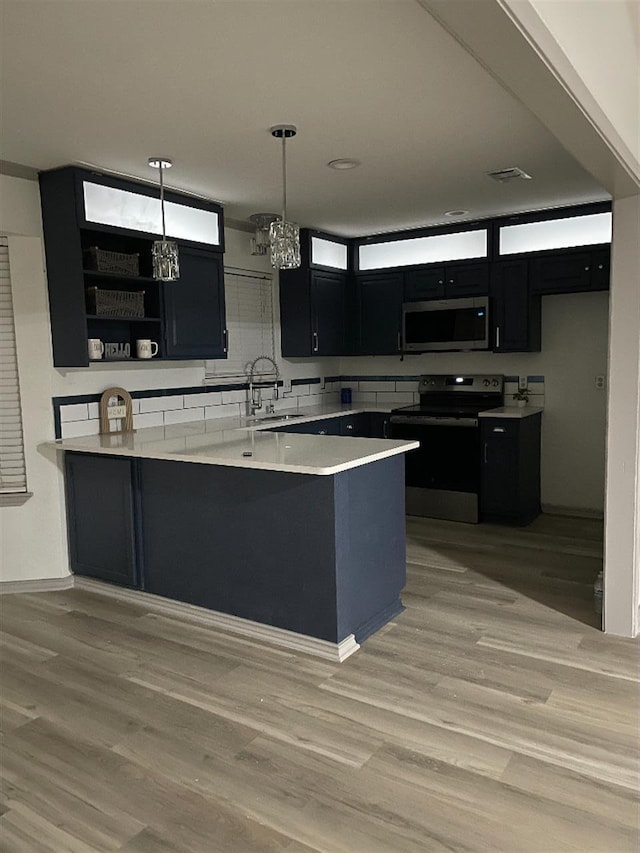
[478,406,544,419]
[48,405,417,476]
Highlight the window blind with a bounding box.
[205,268,275,380]
[0,238,27,494]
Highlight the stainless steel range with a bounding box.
[390,374,504,523]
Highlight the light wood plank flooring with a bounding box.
[1,515,638,852]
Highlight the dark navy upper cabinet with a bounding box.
[279,269,348,357]
[162,248,227,359]
[445,262,490,297]
[404,262,489,301]
[530,248,610,295]
[404,268,446,301]
[491,260,541,353]
[39,165,226,367]
[357,273,403,355]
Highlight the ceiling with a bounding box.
[1,0,609,237]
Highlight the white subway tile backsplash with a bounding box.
[303,394,326,407]
[351,392,377,404]
[139,395,184,414]
[164,407,204,425]
[358,381,395,392]
[221,389,246,405]
[293,384,311,397]
[61,419,100,439]
[133,411,165,429]
[184,392,222,408]
[205,403,242,420]
[60,403,89,422]
[376,392,416,405]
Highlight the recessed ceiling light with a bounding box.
[327,159,361,170]
[444,209,469,217]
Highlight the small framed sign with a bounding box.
[99,387,135,436]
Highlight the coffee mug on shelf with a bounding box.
[136,339,159,359]
[88,338,104,360]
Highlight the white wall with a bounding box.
[0,174,335,583]
[340,291,609,513]
[604,193,640,637]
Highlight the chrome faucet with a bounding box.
[247,355,280,417]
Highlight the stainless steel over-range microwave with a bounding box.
[402,297,490,352]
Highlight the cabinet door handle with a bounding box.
[223,329,228,353]
[383,419,389,438]
[484,442,488,464]
[584,266,590,271]
[312,331,319,353]
[438,279,444,285]
[496,326,501,349]
[492,427,506,433]
[598,264,604,270]
[397,331,402,351]
[449,279,455,284]
[346,424,354,431]
[319,429,327,435]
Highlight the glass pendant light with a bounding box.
[269,125,301,270]
[148,157,180,281]
[249,213,278,256]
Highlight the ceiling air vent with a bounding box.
[487,167,532,183]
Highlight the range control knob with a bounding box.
[482,379,490,387]
[492,379,500,387]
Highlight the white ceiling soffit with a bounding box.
[419,0,640,198]
[0,0,609,237]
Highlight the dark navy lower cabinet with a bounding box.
[368,412,392,439]
[480,415,542,525]
[62,450,407,646]
[65,453,138,587]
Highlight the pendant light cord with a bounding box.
[281,133,287,223]
[159,162,166,239]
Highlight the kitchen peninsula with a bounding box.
[51,415,418,662]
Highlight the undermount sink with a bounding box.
[247,413,306,423]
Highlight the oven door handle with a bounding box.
[390,415,478,427]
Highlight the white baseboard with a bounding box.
[542,504,604,520]
[74,577,360,663]
[0,576,74,595]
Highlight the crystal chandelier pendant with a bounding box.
[269,219,301,269]
[249,213,278,256]
[269,125,301,271]
[148,156,180,282]
[152,239,180,281]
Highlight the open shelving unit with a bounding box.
[39,165,228,367]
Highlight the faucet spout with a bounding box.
[247,356,280,416]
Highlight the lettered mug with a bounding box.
[136,339,159,359]
[88,338,104,360]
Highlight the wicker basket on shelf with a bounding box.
[84,247,140,277]
[86,287,145,318]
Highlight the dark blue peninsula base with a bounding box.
[64,452,407,654]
